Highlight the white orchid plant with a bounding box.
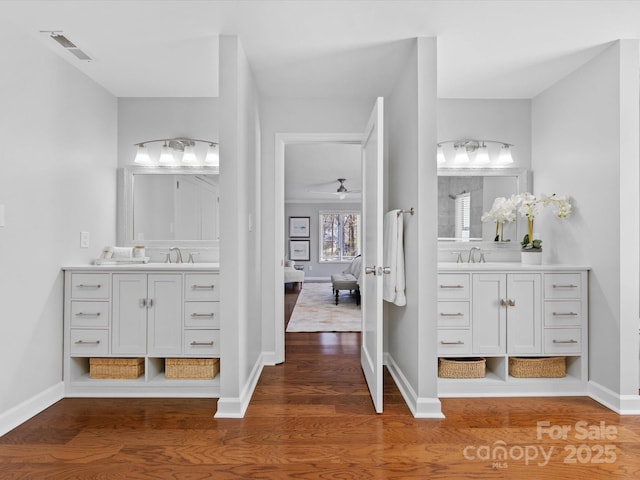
[482,192,572,249]
[481,196,519,242]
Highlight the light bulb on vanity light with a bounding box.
[181,144,197,164]
[474,143,490,165]
[205,143,219,167]
[453,146,470,165]
[497,144,514,165]
[437,145,446,165]
[158,142,175,165]
[134,144,151,164]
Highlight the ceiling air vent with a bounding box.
[42,31,92,61]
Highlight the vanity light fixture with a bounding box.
[437,139,514,167]
[133,138,220,166]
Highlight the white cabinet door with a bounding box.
[112,274,148,355]
[506,273,542,354]
[147,274,183,356]
[473,274,506,354]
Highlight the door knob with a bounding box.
[365,266,377,275]
[500,299,507,307]
[508,299,516,307]
[381,266,392,275]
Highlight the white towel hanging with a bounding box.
[383,209,406,306]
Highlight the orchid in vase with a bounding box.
[517,193,572,251]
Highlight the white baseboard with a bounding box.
[589,380,640,414]
[0,382,64,437]
[215,353,265,418]
[385,353,444,418]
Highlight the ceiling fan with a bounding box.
[310,178,361,200]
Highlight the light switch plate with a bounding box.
[80,231,90,248]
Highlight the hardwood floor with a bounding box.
[2,332,640,479]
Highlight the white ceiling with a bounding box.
[285,143,362,204]
[3,1,640,99]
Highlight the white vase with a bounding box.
[521,250,542,265]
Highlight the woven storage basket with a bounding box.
[438,357,486,378]
[165,358,220,380]
[509,356,566,378]
[89,358,144,379]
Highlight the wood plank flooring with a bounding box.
[2,331,640,479]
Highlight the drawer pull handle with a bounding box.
[553,312,578,316]
[74,340,101,345]
[553,339,578,344]
[552,284,578,288]
[440,313,464,317]
[77,284,101,289]
[440,285,464,289]
[190,341,214,346]
[440,340,464,345]
[75,312,101,317]
[192,285,215,290]
[191,313,215,317]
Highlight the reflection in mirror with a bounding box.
[437,169,529,243]
[121,167,220,247]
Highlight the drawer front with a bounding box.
[437,329,473,355]
[437,301,470,328]
[437,274,470,300]
[184,329,220,356]
[70,273,110,299]
[544,301,582,327]
[544,273,582,299]
[70,301,109,328]
[544,328,582,354]
[184,302,220,328]
[184,274,219,301]
[70,329,109,355]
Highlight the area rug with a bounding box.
[286,282,361,332]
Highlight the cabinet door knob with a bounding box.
[500,299,507,307]
[508,299,516,307]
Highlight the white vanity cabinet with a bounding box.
[63,264,220,398]
[437,263,589,397]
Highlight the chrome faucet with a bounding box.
[467,246,481,263]
[169,247,183,264]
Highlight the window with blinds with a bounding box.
[454,192,471,240]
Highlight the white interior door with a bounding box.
[360,97,384,413]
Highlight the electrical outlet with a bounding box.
[80,231,90,248]
[308,265,313,270]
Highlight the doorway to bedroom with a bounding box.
[283,140,363,334]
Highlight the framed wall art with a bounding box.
[289,240,310,261]
[289,216,310,238]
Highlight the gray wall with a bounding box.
[532,40,640,405]
[284,202,360,279]
[0,20,117,434]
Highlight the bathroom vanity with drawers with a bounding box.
[62,263,220,397]
[437,262,589,397]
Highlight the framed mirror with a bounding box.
[437,168,530,245]
[119,166,220,248]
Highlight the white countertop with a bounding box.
[438,262,590,271]
[62,262,220,271]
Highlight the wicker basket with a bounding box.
[165,358,220,380]
[90,358,144,379]
[438,357,486,378]
[509,356,566,378]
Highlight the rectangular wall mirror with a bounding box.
[437,168,530,245]
[119,166,220,248]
